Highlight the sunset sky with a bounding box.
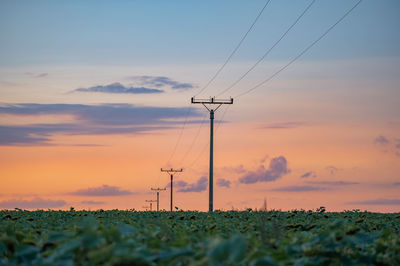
[0,0,399,212]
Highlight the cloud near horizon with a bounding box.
[374,135,390,146]
[373,135,400,157]
[300,171,316,178]
[73,82,164,94]
[167,177,208,193]
[261,122,307,129]
[0,198,66,209]
[71,185,134,196]
[0,103,202,145]
[129,76,196,90]
[217,178,231,188]
[270,185,329,192]
[239,156,290,184]
[81,200,105,205]
[305,180,359,186]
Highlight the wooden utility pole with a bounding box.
[151,187,166,211]
[161,168,183,211]
[191,97,233,212]
[145,200,157,211]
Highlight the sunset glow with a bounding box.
[0,0,399,212]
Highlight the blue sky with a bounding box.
[1,0,399,67]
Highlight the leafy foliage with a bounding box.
[0,209,399,265]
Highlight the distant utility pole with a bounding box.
[191,97,233,212]
[151,187,166,211]
[145,200,157,211]
[161,168,183,211]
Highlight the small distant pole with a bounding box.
[263,197,267,212]
[151,188,166,211]
[161,168,183,211]
[191,96,233,212]
[145,200,157,211]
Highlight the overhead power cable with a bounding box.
[235,0,363,99]
[190,0,363,172]
[178,112,208,166]
[162,0,272,167]
[185,105,231,169]
[195,0,272,97]
[217,0,316,97]
[165,106,192,166]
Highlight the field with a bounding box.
[1,208,399,265]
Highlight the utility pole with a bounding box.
[161,168,183,211]
[191,97,233,212]
[151,188,166,211]
[145,200,157,211]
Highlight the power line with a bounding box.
[184,104,231,170]
[186,0,362,173]
[164,106,192,166]
[178,112,208,166]
[217,0,316,97]
[161,0,271,170]
[196,0,272,97]
[235,0,363,99]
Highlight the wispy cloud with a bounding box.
[239,156,290,184]
[0,198,66,209]
[72,82,163,94]
[348,198,400,205]
[169,177,208,193]
[261,122,306,129]
[71,185,134,196]
[217,178,231,188]
[81,200,105,205]
[270,185,328,192]
[24,72,48,78]
[305,180,359,186]
[129,76,196,90]
[374,135,390,146]
[300,171,316,178]
[373,135,400,157]
[0,103,202,145]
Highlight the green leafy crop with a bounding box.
[0,209,399,265]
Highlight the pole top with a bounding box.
[191,96,233,105]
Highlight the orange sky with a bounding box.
[1,0,400,212]
[0,98,399,212]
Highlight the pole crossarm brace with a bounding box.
[191,97,234,105]
[151,188,166,191]
[191,96,234,213]
[161,168,183,212]
[160,168,183,174]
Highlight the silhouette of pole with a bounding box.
[161,168,183,211]
[146,200,157,211]
[191,97,233,212]
[151,188,166,211]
